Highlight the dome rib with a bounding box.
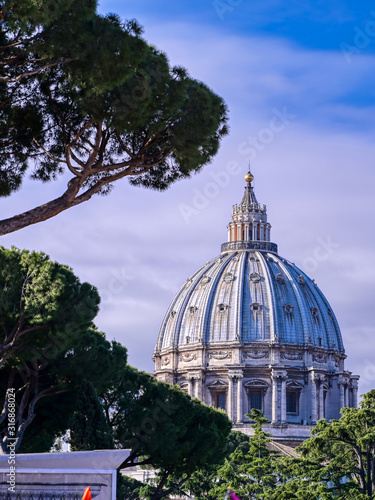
[236,252,246,342]
[276,258,310,345]
[203,252,235,343]
[174,260,217,346]
[258,252,279,342]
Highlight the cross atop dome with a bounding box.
[221,168,278,253]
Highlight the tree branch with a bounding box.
[0,58,79,83]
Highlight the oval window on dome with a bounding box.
[189,306,197,315]
[249,272,261,283]
[201,275,211,286]
[276,273,286,284]
[284,304,294,314]
[311,307,319,317]
[250,302,262,312]
[218,303,228,313]
[223,272,234,283]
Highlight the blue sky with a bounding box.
[2,0,375,396]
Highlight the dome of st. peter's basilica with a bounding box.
[154,171,358,442]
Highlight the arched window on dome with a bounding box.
[250,302,262,312]
[218,303,228,313]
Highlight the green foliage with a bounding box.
[0,246,99,338]
[296,390,375,498]
[0,245,128,452]
[206,410,330,500]
[102,367,231,500]
[209,410,280,500]
[0,0,98,196]
[17,328,128,453]
[203,393,375,500]
[117,473,143,500]
[226,430,252,455]
[0,0,228,235]
[182,431,251,500]
[70,379,114,451]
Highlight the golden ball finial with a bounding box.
[245,171,254,183]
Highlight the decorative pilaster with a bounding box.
[187,371,204,399]
[228,371,244,422]
[280,375,287,423]
[344,384,349,408]
[236,374,244,423]
[230,224,235,241]
[350,376,359,408]
[244,223,250,241]
[260,223,265,241]
[227,376,234,421]
[271,370,287,423]
[272,377,278,423]
[338,377,348,413]
[188,378,194,398]
[310,372,318,424]
[237,223,242,241]
[339,381,345,412]
[196,377,203,400]
[318,375,326,420]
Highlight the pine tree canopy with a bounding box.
[0,245,128,452]
[0,0,229,235]
[101,365,232,500]
[70,379,114,451]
